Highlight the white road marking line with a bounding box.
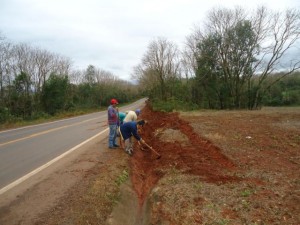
[0,113,104,134]
[0,117,98,147]
[0,128,108,195]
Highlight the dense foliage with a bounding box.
[0,70,139,123]
[147,72,300,112]
[133,7,300,111]
[0,39,140,124]
[263,72,300,106]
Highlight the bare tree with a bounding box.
[10,43,36,94]
[132,64,160,93]
[133,37,181,100]
[69,69,84,84]
[32,47,53,93]
[250,7,300,108]
[95,69,118,85]
[183,27,204,78]
[52,54,72,76]
[0,35,13,103]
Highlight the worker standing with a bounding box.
[107,98,119,149]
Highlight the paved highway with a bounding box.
[0,98,146,193]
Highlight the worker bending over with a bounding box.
[119,119,146,156]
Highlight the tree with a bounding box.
[41,73,69,115]
[8,72,33,118]
[32,48,51,93]
[133,37,181,100]
[195,33,225,108]
[0,35,13,107]
[263,71,300,106]
[84,65,96,85]
[183,28,203,79]
[250,7,300,108]
[190,6,300,109]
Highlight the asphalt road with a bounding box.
[0,98,146,193]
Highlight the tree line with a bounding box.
[263,72,300,106]
[1,6,300,123]
[0,36,139,123]
[133,6,300,110]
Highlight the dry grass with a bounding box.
[148,168,274,225]
[35,151,129,225]
[149,168,203,225]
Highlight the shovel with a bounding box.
[139,140,161,159]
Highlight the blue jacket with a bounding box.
[120,121,141,141]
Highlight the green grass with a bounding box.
[151,98,199,112]
[115,170,129,186]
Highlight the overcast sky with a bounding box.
[1,0,299,81]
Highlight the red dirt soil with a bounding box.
[130,104,241,206]
[129,104,300,224]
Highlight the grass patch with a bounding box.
[151,98,199,112]
[115,169,129,186]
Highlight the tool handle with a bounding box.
[143,141,160,156]
[143,141,152,149]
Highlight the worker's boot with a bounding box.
[126,148,133,156]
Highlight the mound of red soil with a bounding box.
[130,104,239,206]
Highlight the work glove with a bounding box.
[139,139,145,145]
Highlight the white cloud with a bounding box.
[1,0,299,80]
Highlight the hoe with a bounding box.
[139,141,161,159]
